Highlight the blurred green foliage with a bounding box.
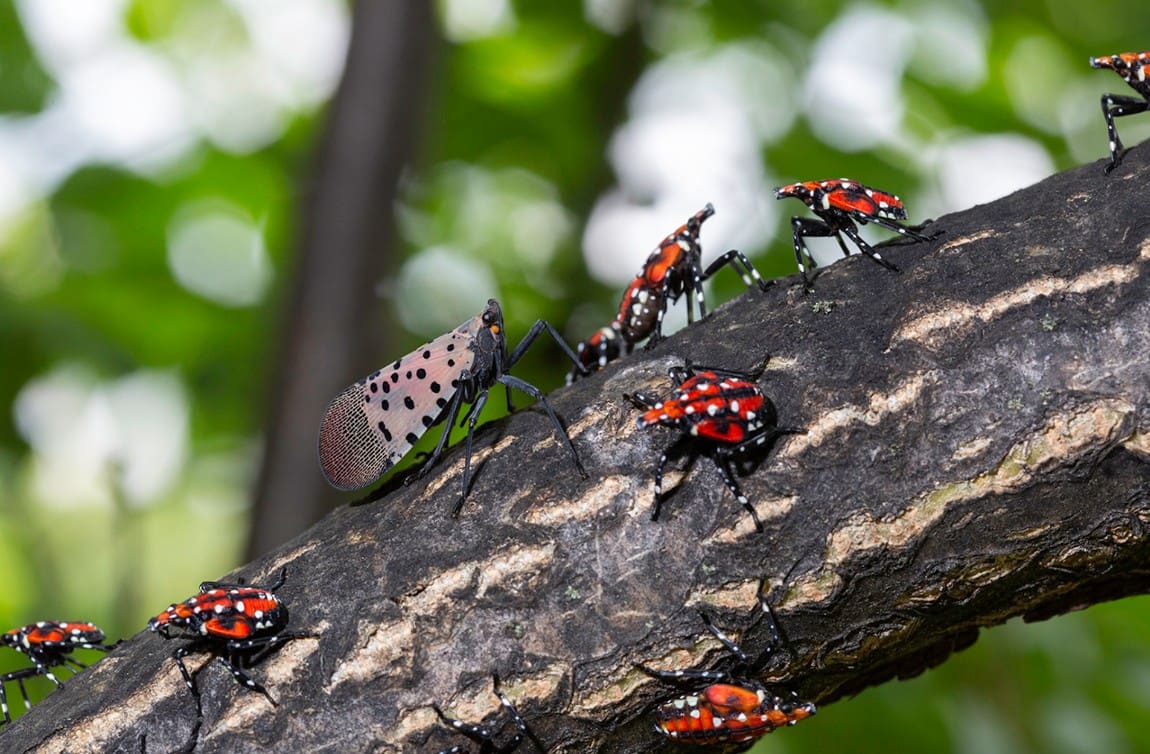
[0,0,1148,745]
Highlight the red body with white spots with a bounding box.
[774,179,908,223]
[147,569,310,716]
[775,177,937,286]
[1089,52,1150,173]
[1091,52,1150,96]
[653,681,816,744]
[637,371,770,445]
[2,621,107,653]
[628,364,801,531]
[1,620,116,726]
[570,205,771,382]
[149,584,288,642]
[639,582,816,745]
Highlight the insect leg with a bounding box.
[637,663,730,686]
[506,319,587,376]
[419,387,467,478]
[1099,93,1149,173]
[858,213,941,243]
[838,222,900,273]
[711,456,764,532]
[701,249,773,292]
[216,654,276,705]
[790,217,836,286]
[498,374,585,478]
[454,388,491,516]
[650,436,695,522]
[172,644,204,718]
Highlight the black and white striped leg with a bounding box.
[854,212,941,243]
[215,654,275,705]
[1099,93,1149,173]
[670,361,768,386]
[838,222,899,273]
[699,612,750,665]
[0,667,46,725]
[637,663,730,686]
[790,216,836,286]
[172,645,204,717]
[644,279,676,348]
[650,436,696,522]
[433,674,543,754]
[710,456,763,532]
[701,249,773,292]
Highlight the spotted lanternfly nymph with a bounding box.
[320,298,587,515]
[1089,52,1150,173]
[569,203,772,382]
[637,583,816,745]
[775,178,939,287]
[627,362,802,532]
[0,621,117,725]
[433,674,544,754]
[147,568,311,718]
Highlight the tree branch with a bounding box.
[6,146,1150,753]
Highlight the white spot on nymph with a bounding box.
[637,290,649,303]
[214,604,226,614]
[745,411,756,421]
[235,601,245,613]
[820,195,831,209]
[690,709,702,719]
[254,610,264,619]
[730,400,739,413]
[713,717,724,727]
[737,712,748,722]
[690,425,699,435]
[632,303,644,317]
[865,188,874,196]
[673,698,687,709]
[685,405,696,415]
[706,404,719,416]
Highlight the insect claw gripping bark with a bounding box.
[775,179,941,288]
[569,205,772,382]
[628,362,802,532]
[1089,52,1150,173]
[433,674,545,754]
[318,299,587,515]
[0,621,117,726]
[637,583,816,744]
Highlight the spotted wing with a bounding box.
[318,319,479,490]
[824,181,908,221]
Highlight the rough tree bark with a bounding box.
[5,147,1150,753]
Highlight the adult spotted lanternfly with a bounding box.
[775,179,939,287]
[1089,52,1150,173]
[433,674,544,754]
[627,363,802,532]
[637,584,816,745]
[0,621,117,725]
[147,569,310,718]
[320,299,587,515]
[569,204,771,382]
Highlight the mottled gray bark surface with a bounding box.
[5,147,1150,753]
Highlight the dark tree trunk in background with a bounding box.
[246,1,437,558]
[6,148,1150,752]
